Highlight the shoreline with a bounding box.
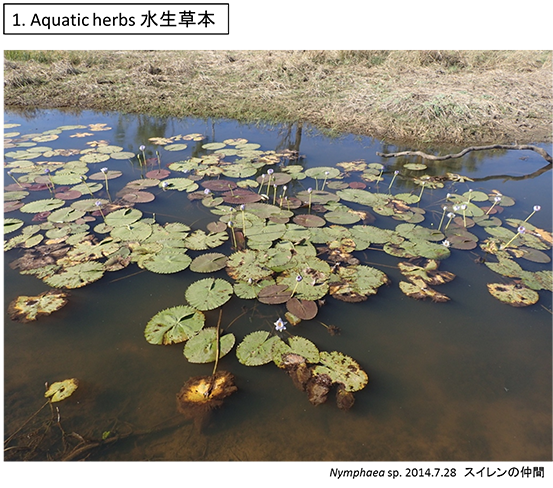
[4,50,552,146]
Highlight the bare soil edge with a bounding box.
[4,50,552,145]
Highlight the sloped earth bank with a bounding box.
[4,50,552,145]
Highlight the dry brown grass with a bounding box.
[4,50,552,144]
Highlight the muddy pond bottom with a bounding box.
[4,110,552,461]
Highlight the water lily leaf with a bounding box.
[164,143,188,151]
[324,210,361,225]
[236,331,282,366]
[282,223,312,242]
[142,250,192,274]
[185,278,233,311]
[485,258,523,278]
[201,179,237,192]
[4,218,24,234]
[4,190,30,202]
[122,191,156,204]
[42,261,105,289]
[8,290,69,323]
[526,270,552,292]
[44,378,79,402]
[398,279,450,302]
[396,223,444,242]
[221,189,262,204]
[104,208,142,227]
[286,298,318,320]
[96,145,124,154]
[403,163,427,170]
[233,278,275,299]
[312,351,368,392]
[111,222,152,242]
[296,190,339,205]
[183,327,235,363]
[222,164,257,179]
[47,207,86,223]
[80,153,110,164]
[226,249,273,281]
[272,336,320,367]
[398,260,455,285]
[202,142,226,150]
[190,252,228,273]
[517,247,551,264]
[246,222,287,243]
[161,178,198,192]
[329,265,390,302]
[144,305,205,345]
[487,283,539,307]
[20,198,65,214]
[290,214,325,228]
[109,151,136,160]
[257,284,292,304]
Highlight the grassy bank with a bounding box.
[4,50,552,145]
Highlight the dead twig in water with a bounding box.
[377,144,552,164]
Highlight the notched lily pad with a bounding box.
[236,331,282,366]
[183,327,235,363]
[8,290,69,323]
[487,283,539,307]
[312,351,368,392]
[44,378,79,403]
[286,298,318,320]
[145,305,205,345]
[185,277,233,311]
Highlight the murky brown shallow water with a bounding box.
[4,110,551,462]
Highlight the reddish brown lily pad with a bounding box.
[201,179,237,192]
[221,190,262,204]
[257,284,292,304]
[293,214,326,228]
[145,169,171,179]
[55,190,82,200]
[4,201,24,212]
[286,298,318,320]
[122,191,155,203]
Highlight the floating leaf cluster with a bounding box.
[4,121,551,416]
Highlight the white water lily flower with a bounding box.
[274,317,287,332]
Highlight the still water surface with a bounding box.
[4,110,552,461]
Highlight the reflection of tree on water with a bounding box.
[275,122,303,152]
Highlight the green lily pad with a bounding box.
[233,278,275,299]
[304,167,341,179]
[107,151,136,160]
[487,283,539,307]
[80,153,110,164]
[226,250,272,281]
[4,191,29,201]
[292,214,326,228]
[44,378,79,403]
[111,222,152,242]
[42,261,105,289]
[164,143,188,151]
[324,210,361,225]
[485,258,524,278]
[161,178,198,192]
[329,265,390,302]
[183,327,235,363]
[312,351,368,392]
[236,331,282,366]
[142,250,192,274]
[20,198,65,214]
[190,252,228,273]
[272,336,320,368]
[403,163,427,170]
[185,277,233,311]
[4,218,24,234]
[47,207,86,223]
[7,290,69,323]
[202,142,226,150]
[398,280,450,302]
[104,208,143,227]
[144,305,205,345]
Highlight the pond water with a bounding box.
[3,109,552,462]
